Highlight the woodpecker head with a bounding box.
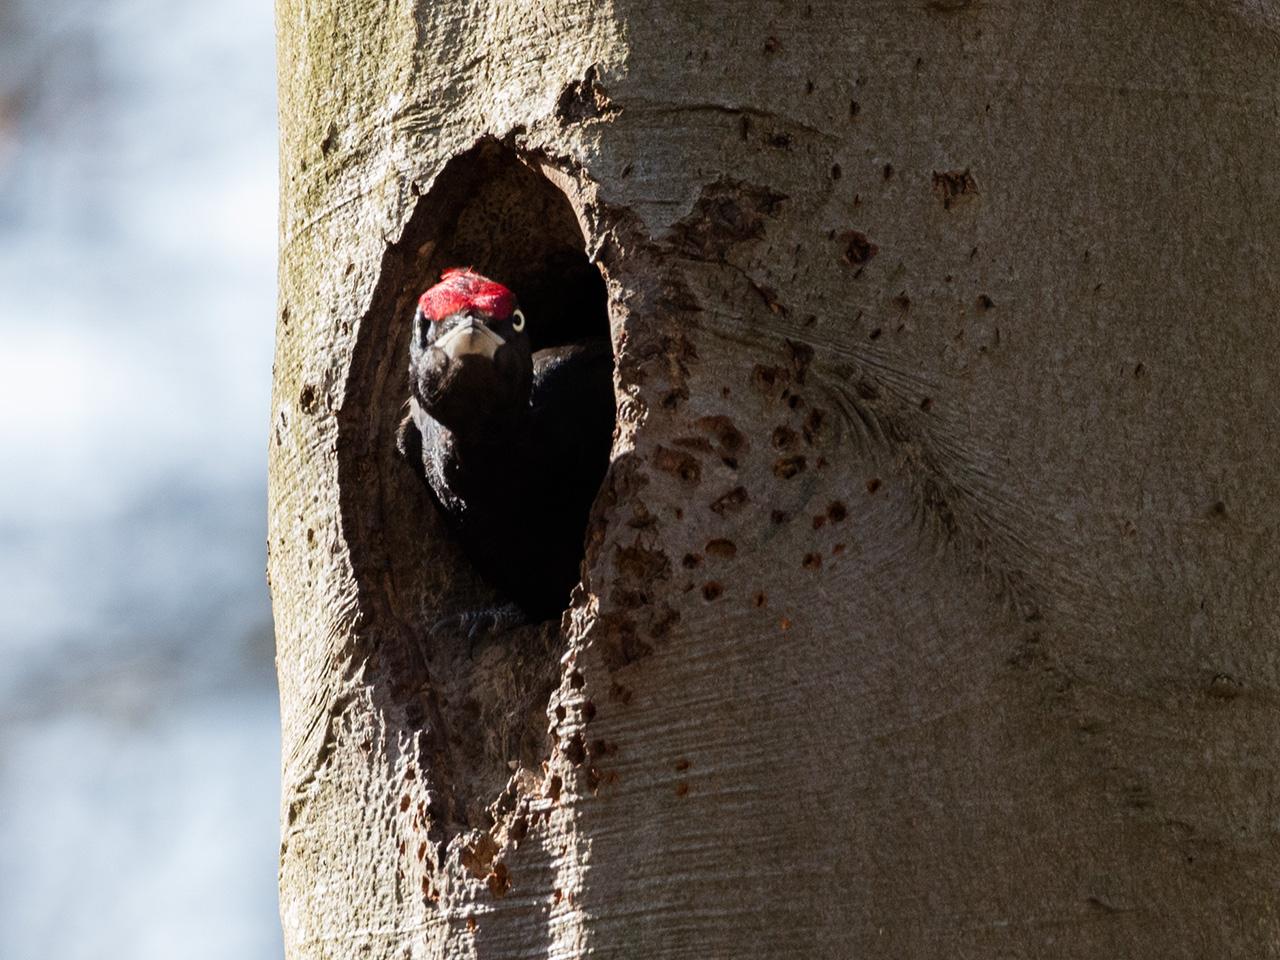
[410,268,533,436]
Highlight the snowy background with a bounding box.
[0,0,282,956]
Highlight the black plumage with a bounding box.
[398,269,614,623]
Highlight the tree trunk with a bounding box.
[269,2,1280,957]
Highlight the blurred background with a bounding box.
[0,0,282,957]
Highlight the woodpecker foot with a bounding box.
[430,602,528,654]
[396,412,423,471]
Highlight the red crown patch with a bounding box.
[418,268,516,322]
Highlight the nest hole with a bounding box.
[338,141,614,829]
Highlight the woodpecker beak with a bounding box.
[434,317,505,361]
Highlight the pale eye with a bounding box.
[511,308,526,333]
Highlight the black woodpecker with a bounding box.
[399,267,614,625]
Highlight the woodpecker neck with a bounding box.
[413,398,529,509]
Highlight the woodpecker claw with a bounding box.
[429,603,528,655]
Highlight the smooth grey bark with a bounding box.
[270,2,1280,957]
